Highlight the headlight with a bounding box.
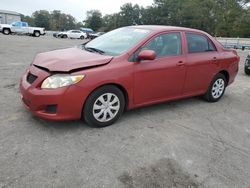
[41,74,85,89]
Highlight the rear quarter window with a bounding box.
[186,33,216,53]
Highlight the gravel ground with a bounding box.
[0,34,249,188]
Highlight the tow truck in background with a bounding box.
[0,21,45,37]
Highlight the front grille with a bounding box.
[26,72,37,84]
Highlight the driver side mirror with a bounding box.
[137,50,156,61]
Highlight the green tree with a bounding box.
[234,6,250,37]
[151,0,249,36]
[20,14,34,26]
[75,22,84,29]
[119,3,142,26]
[61,14,77,30]
[103,13,121,31]
[90,0,250,36]
[140,6,159,25]
[49,10,61,30]
[31,10,80,31]
[32,10,50,29]
[22,0,250,37]
[84,10,103,31]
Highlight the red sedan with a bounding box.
[20,26,240,127]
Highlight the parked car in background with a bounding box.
[89,32,105,40]
[53,32,59,38]
[245,53,250,75]
[80,27,93,38]
[0,21,45,37]
[20,26,240,127]
[57,30,87,39]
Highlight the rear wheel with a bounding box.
[3,28,10,35]
[204,73,226,102]
[33,31,40,37]
[62,35,67,38]
[83,85,125,127]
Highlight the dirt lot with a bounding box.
[0,34,249,188]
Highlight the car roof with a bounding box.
[129,25,207,34]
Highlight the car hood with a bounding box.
[33,47,113,72]
[0,24,10,27]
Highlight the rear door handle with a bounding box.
[177,61,185,66]
[212,57,217,62]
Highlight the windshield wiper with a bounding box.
[84,46,105,54]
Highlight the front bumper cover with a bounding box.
[19,65,88,121]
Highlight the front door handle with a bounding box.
[177,61,185,66]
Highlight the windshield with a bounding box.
[85,27,151,56]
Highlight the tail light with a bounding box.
[232,49,237,56]
[231,49,240,62]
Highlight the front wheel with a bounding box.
[204,73,226,102]
[80,35,85,39]
[3,28,10,35]
[83,85,125,127]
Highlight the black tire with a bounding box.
[204,73,227,102]
[62,35,67,38]
[83,85,125,128]
[33,31,40,37]
[3,28,10,35]
[245,66,250,75]
[80,35,84,39]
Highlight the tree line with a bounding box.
[21,10,83,31]
[22,0,250,37]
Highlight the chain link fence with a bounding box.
[216,37,250,50]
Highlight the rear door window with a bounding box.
[186,33,216,53]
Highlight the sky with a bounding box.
[0,0,154,22]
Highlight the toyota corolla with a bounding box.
[20,26,240,127]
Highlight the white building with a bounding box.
[0,10,21,24]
